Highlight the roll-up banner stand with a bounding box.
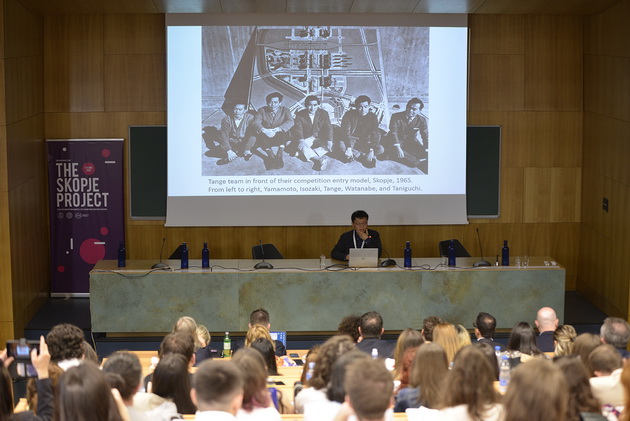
[47,139,124,296]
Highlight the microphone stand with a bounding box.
[473,228,491,267]
[367,234,396,267]
[254,241,273,269]
[151,238,170,269]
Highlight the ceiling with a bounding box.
[16,0,622,15]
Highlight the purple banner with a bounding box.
[47,139,124,295]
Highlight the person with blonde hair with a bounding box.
[503,358,568,421]
[173,316,212,365]
[395,342,449,412]
[245,324,275,350]
[456,324,472,349]
[432,322,461,364]
[554,324,577,357]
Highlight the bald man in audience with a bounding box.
[333,358,394,421]
[600,316,630,359]
[588,344,624,408]
[535,307,559,352]
[190,360,244,420]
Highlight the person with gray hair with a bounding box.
[600,317,630,359]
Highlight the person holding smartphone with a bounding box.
[1,336,53,420]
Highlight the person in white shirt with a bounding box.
[588,344,624,407]
[190,360,244,421]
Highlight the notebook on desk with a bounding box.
[348,248,379,268]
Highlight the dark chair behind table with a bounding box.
[438,239,471,257]
[252,243,284,259]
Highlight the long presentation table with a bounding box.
[89,257,565,334]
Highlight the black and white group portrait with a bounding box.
[201,26,430,176]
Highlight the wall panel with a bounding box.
[104,14,164,54]
[44,14,104,112]
[524,15,583,111]
[469,14,524,55]
[580,0,630,319]
[104,54,165,111]
[4,55,44,124]
[468,54,525,111]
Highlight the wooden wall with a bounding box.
[580,0,630,317]
[3,9,610,342]
[42,13,584,291]
[0,0,48,344]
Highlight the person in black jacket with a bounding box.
[331,210,382,261]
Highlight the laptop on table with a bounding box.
[348,248,379,268]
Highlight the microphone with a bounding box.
[367,235,396,267]
[254,240,273,269]
[151,238,169,269]
[473,228,491,267]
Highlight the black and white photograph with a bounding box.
[201,26,430,176]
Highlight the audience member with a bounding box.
[45,323,85,370]
[334,358,394,421]
[232,348,281,420]
[554,356,602,421]
[57,361,126,421]
[473,342,499,380]
[433,345,503,421]
[173,316,212,365]
[299,345,321,384]
[588,344,624,407]
[337,315,361,343]
[304,350,370,421]
[432,322,460,364]
[136,354,195,418]
[554,324,577,357]
[103,352,151,421]
[574,333,603,367]
[1,336,53,421]
[619,363,630,421]
[397,345,421,391]
[25,362,63,415]
[503,358,567,421]
[196,325,211,348]
[455,324,472,349]
[473,312,504,351]
[391,328,424,381]
[82,340,99,364]
[295,335,355,413]
[144,332,195,391]
[355,312,395,358]
[600,317,630,359]
[395,342,448,413]
[244,325,275,350]
[507,322,543,363]
[534,307,559,352]
[421,316,443,342]
[233,309,287,356]
[249,337,279,376]
[190,360,244,419]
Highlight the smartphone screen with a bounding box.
[6,340,40,379]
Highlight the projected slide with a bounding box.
[167,15,468,226]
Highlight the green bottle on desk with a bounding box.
[223,331,231,358]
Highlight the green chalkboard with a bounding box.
[128,125,501,220]
[128,126,167,219]
[466,126,501,218]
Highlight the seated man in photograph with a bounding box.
[385,97,428,173]
[331,210,382,261]
[292,95,332,171]
[190,360,244,420]
[337,95,384,168]
[252,91,294,169]
[216,102,256,165]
